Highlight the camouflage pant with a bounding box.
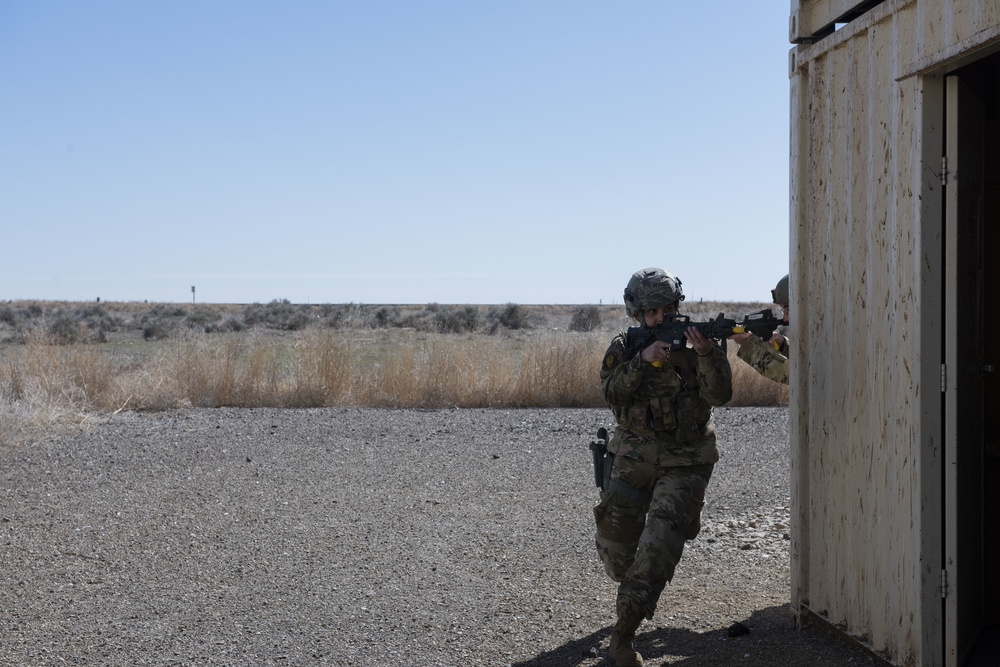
[593,456,713,619]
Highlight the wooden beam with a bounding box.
[790,0,887,43]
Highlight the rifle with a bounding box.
[624,309,781,356]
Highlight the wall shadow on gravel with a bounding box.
[512,604,887,667]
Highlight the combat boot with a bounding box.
[609,598,645,667]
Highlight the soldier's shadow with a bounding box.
[509,625,705,667]
[510,604,856,667]
[508,626,608,667]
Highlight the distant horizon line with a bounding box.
[2,297,767,307]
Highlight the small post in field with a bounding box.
[192,286,196,304]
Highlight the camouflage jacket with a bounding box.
[600,332,732,467]
[736,334,789,385]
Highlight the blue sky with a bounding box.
[1,2,792,305]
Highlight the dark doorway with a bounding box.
[947,51,1000,666]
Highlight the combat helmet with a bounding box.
[623,267,684,320]
[771,274,789,305]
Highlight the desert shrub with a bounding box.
[434,306,480,333]
[317,303,367,330]
[47,316,80,344]
[373,306,401,328]
[390,310,426,331]
[205,317,245,333]
[143,319,175,340]
[243,299,312,331]
[332,303,408,330]
[75,305,123,339]
[569,305,601,332]
[136,305,189,340]
[186,309,222,330]
[0,307,18,327]
[486,303,530,334]
[150,304,187,318]
[370,305,483,334]
[319,304,353,329]
[77,304,104,318]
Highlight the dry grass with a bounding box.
[0,301,786,448]
[728,345,789,407]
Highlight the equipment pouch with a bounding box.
[650,396,677,431]
[675,392,711,442]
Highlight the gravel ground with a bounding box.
[1,407,886,666]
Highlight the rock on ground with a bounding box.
[0,407,886,666]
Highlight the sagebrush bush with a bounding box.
[433,306,480,333]
[205,317,245,334]
[318,303,367,329]
[186,308,222,329]
[151,304,187,318]
[487,303,530,333]
[0,307,19,327]
[373,306,400,328]
[143,319,174,340]
[47,316,80,344]
[569,305,601,332]
[244,299,312,331]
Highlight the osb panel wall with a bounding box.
[788,0,1000,664]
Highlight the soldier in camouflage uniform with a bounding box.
[730,274,789,385]
[595,268,733,667]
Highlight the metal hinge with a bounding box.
[941,156,948,185]
[941,364,947,392]
[941,569,948,599]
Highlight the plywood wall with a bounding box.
[789,1,1000,664]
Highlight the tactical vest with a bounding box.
[614,348,713,444]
